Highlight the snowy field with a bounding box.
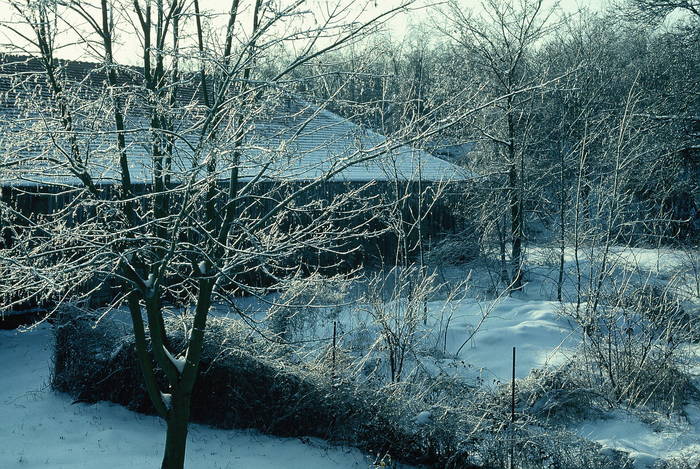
[1,246,699,468]
[401,294,700,467]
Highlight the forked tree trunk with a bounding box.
[161,391,192,469]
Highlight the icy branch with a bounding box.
[143,273,155,289]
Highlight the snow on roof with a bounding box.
[0,55,472,187]
[246,98,473,182]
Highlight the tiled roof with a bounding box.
[0,55,471,186]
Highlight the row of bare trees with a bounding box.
[295,0,698,293]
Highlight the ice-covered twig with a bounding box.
[143,273,155,289]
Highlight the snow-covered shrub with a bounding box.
[51,310,484,468]
[362,265,439,382]
[425,232,480,266]
[678,247,700,301]
[51,307,151,411]
[408,374,633,469]
[563,283,697,411]
[652,457,700,469]
[267,273,350,341]
[617,284,697,343]
[476,426,634,469]
[516,366,607,423]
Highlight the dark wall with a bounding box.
[1,179,466,308]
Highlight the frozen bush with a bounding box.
[517,366,607,423]
[562,282,697,411]
[425,232,481,266]
[267,273,350,341]
[363,265,439,382]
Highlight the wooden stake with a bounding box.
[332,320,337,372]
[511,346,516,423]
[510,346,516,469]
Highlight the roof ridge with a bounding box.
[0,52,141,73]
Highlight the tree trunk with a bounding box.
[498,213,510,284]
[161,392,192,469]
[509,162,524,291]
[506,88,524,292]
[557,149,566,302]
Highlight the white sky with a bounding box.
[0,0,608,65]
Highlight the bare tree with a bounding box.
[619,0,700,23]
[0,1,422,468]
[438,0,561,291]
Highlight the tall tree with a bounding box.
[0,1,417,468]
[621,0,700,23]
[440,0,560,291]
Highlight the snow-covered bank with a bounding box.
[432,296,577,382]
[0,325,396,469]
[574,404,700,468]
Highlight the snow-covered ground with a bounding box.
[419,294,700,468]
[0,325,399,469]
[574,405,700,468]
[2,245,699,468]
[426,296,577,382]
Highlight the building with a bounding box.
[0,54,472,318]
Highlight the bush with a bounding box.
[616,284,697,343]
[516,366,607,423]
[562,283,698,412]
[425,232,480,266]
[52,308,482,467]
[267,273,349,341]
[477,427,633,469]
[52,306,638,468]
[652,457,700,469]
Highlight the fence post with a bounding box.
[332,321,337,377]
[510,346,516,469]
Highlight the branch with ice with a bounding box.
[163,345,186,374]
[141,273,157,297]
[198,261,207,275]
